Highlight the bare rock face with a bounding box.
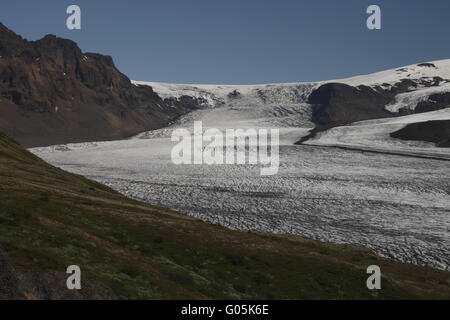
[0,23,196,147]
[390,120,450,147]
[307,83,394,129]
[307,78,450,130]
[416,92,450,113]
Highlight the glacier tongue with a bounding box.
[132,81,318,144]
[29,59,450,271]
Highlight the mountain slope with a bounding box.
[302,108,450,159]
[1,131,449,299]
[135,59,450,150]
[0,23,198,147]
[391,120,450,147]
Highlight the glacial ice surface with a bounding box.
[32,137,450,271]
[31,71,450,271]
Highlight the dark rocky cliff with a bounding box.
[0,23,197,147]
[308,77,450,130]
[390,120,450,147]
[308,83,394,129]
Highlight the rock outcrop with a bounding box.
[0,23,197,147]
[390,120,450,147]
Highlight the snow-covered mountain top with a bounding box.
[338,58,450,87]
[133,59,450,100]
[129,58,450,147]
[132,81,313,100]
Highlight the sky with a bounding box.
[1,0,450,84]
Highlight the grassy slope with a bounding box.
[0,132,448,299]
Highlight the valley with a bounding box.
[32,62,450,271]
[0,15,449,301]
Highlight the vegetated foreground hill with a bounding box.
[0,23,200,147]
[0,132,449,299]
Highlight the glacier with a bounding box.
[31,60,450,271]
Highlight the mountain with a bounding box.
[1,131,449,299]
[1,22,448,149]
[134,59,450,153]
[0,23,199,147]
[308,61,450,127]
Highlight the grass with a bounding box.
[0,132,449,299]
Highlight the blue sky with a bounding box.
[1,0,450,84]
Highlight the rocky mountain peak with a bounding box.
[0,23,197,147]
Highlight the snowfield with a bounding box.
[31,137,450,271]
[305,108,450,159]
[32,60,450,271]
[134,58,450,98]
[337,59,450,87]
